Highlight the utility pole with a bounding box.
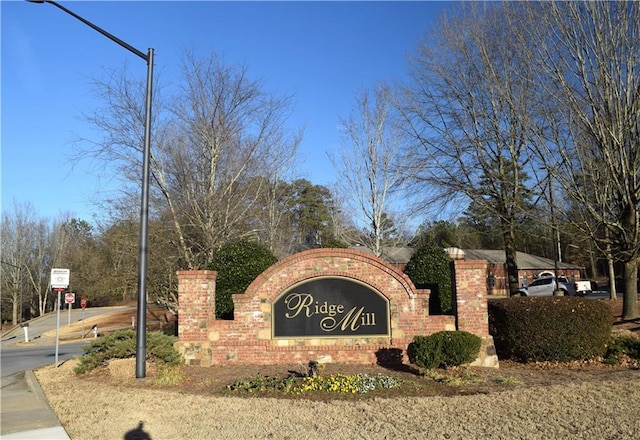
[27,0,154,378]
[548,174,562,296]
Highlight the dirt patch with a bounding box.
[609,298,640,336]
[70,355,640,400]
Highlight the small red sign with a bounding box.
[65,293,75,304]
[81,298,87,309]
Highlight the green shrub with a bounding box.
[375,347,403,367]
[404,239,453,313]
[74,330,182,374]
[407,331,482,369]
[321,237,349,248]
[488,297,612,362]
[208,240,277,319]
[604,335,640,364]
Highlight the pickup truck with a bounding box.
[517,276,592,297]
[572,279,593,296]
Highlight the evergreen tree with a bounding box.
[404,237,453,314]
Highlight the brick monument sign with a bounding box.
[175,248,497,367]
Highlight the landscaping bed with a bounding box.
[33,297,640,439]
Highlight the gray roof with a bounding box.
[348,245,414,264]
[461,249,583,270]
[349,246,583,270]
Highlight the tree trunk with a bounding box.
[12,300,18,325]
[607,254,617,301]
[622,258,639,320]
[503,224,520,296]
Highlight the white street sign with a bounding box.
[51,268,70,289]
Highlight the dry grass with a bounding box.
[42,305,171,339]
[36,359,640,440]
[32,298,640,439]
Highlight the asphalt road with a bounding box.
[584,290,640,300]
[1,342,88,377]
[1,306,134,377]
[0,306,135,438]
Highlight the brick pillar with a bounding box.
[452,259,498,367]
[453,260,489,336]
[177,270,217,342]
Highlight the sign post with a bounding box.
[65,292,75,326]
[20,323,29,343]
[51,268,70,367]
[81,295,87,333]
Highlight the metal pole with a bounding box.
[136,48,154,378]
[29,1,147,60]
[27,0,154,378]
[556,229,562,263]
[548,175,562,296]
[19,266,23,323]
[55,290,61,367]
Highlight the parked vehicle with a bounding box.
[573,280,592,296]
[517,275,592,297]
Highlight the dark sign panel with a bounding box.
[273,277,389,338]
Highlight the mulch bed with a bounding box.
[71,297,640,401]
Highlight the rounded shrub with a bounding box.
[74,329,182,374]
[403,239,453,313]
[488,296,613,362]
[208,239,277,319]
[407,331,482,369]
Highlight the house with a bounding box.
[350,245,584,297]
[450,248,584,297]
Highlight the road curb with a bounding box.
[24,370,48,403]
[24,369,71,439]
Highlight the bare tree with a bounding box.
[228,127,302,257]
[331,84,409,257]
[94,218,139,304]
[527,2,639,318]
[1,202,61,322]
[0,202,35,324]
[161,52,302,267]
[256,177,297,256]
[79,51,302,282]
[398,3,542,295]
[326,184,354,246]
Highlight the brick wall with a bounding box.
[175,249,497,367]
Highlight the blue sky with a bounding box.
[2,0,448,224]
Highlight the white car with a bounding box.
[517,276,591,297]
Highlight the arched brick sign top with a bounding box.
[243,248,417,304]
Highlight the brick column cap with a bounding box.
[177,270,218,279]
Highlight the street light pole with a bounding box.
[26,0,153,378]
